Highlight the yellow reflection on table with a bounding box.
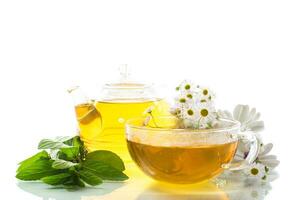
[100,166,229,200]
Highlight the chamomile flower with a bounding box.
[200,87,216,102]
[233,105,264,132]
[182,106,198,121]
[235,142,279,181]
[257,143,280,169]
[175,91,195,105]
[176,80,199,94]
[179,80,192,90]
[243,163,266,179]
[172,80,218,129]
[186,93,194,99]
[177,105,199,128]
[196,102,217,128]
[218,105,264,132]
[234,140,279,168]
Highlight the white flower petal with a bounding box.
[247,108,257,121]
[243,108,257,125]
[233,105,243,121]
[248,121,264,132]
[252,112,261,122]
[234,105,250,123]
[254,133,263,144]
[259,143,273,156]
[218,110,233,120]
[249,108,256,116]
[240,105,250,123]
[259,154,277,161]
[261,159,280,168]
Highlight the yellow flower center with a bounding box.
[187,109,194,115]
[203,89,208,95]
[200,109,209,117]
[179,98,186,103]
[251,168,259,175]
[185,84,191,90]
[187,94,193,99]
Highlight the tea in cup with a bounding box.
[126,117,258,184]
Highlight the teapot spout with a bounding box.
[68,86,102,151]
[67,86,90,106]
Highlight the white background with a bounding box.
[0,0,299,199]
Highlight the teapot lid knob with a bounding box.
[100,64,157,100]
[118,64,131,83]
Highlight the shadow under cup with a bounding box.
[125,117,241,184]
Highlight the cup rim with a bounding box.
[126,116,241,134]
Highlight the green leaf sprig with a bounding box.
[16,136,128,189]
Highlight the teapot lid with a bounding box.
[100,65,156,101]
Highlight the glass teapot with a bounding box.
[68,65,170,163]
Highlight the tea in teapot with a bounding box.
[69,66,169,163]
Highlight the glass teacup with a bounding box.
[126,117,259,184]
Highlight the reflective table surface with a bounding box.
[2,164,283,200]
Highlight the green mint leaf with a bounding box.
[63,175,85,188]
[16,135,128,189]
[49,149,59,160]
[63,136,83,147]
[58,147,80,161]
[74,176,85,188]
[82,160,128,181]
[41,173,72,185]
[38,139,69,150]
[63,136,87,159]
[86,150,125,171]
[16,159,62,180]
[54,136,74,142]
[78,170,103,186]
[52,159,79,169]
[17,151,49,173]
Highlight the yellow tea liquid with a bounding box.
[127,140,238,184]
[75,99,169,163]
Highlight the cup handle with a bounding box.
[222,132,259,171]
